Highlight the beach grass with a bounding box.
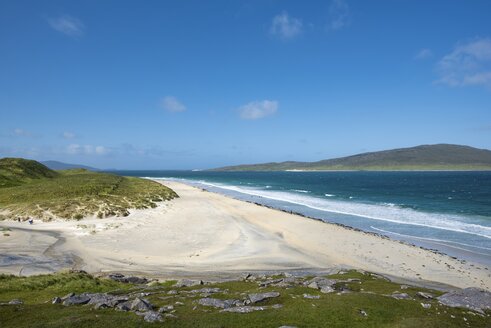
[0,271,489,327]
[0,169,177,220]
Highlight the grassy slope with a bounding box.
[0,158,177,220]
[0,271,489,327]
[214,144,491,171]
[0,158,59,187]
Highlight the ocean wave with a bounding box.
[370,226,491,255]
[193,180,491,240]
[292,189,310,193]
[325,194,335,197]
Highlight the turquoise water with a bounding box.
[112,171,491,265]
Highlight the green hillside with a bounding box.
[213,144,491,171]
[0,158,59,187]
[0,158,177,221]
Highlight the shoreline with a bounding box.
[0,180,490,291]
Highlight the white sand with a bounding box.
[1,180,490,290]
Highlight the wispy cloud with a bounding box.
[13,128,32,137]
[328,0,351,30]
[415,48,433,60]
[161,96,186,113]
[48,15,85,37]
[270,11,302,40]
[436,37,491,88]
[62,131,76,139]
[238,100,278,120]
[67,144,109,155]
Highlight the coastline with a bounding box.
[0,180,490,291]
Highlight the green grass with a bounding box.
[0,160,177,220]
[0,158,58,187]
[0,271,489,327]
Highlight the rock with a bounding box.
[158,305,174,313]
[248,292,280,304]
[88,293,128,308]
[259,278,284,288]
[130,298,153,312]
[115,302,131,312]
[271,304,283,309]
[175,301,184,306]
[221,306,266,313]
[108,273,148,284]
[8,299,23,305]
[417,291,434,299]
[305,277,337,290]
[359,309,368,317]
[174,279,203,288]
[320,286,335,294]
[421,303,432,309]
[164,313,178,319]
[189,287,222,294]
[167,290,178,295]
[437,288,491,314]
[52,297,62,304]
[303,294,320,299]
[63,294,91,306]
[391,293,411,300]
[62,293,75,300]
[198,298,238,309]
[125,276,148,284]
[143,311,163,323]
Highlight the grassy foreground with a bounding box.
[0,271,489,327]
[0,158,177,220]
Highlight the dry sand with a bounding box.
[1,180,490,290]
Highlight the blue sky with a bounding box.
[1,0,491,169]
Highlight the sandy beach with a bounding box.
[0,180,490,290]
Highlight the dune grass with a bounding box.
[0,169,177,220]
[0,271,489,327]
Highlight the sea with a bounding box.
[111,170,491,266]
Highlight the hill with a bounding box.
[0,158,59,187]
[41,160,99,171]
[213,144,491,171]
[0,158,177,220]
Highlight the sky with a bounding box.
[1,0,491,169]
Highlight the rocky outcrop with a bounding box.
[437,288,491,314]
[248,292,280,304]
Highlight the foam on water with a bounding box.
[190,180,491,240]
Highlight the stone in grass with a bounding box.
[437,288,491,314]
[303,294,320,299]
[143,311,163,323]
[52,297,62,304]
[8,299,23,305]
[221,306,266,313]
[115,302,131,312]
[248,292,280,304]
[359,309,368,317]
[198,298,239,309]
[320,286,335,294]
[129,298,154,312]
[391,293,412,300]
[174,279,203,288]
[421,303,432,309]
[158,305,174,313]
[417,291,434,299]
[63,294,91,306]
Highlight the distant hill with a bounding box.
[0,158,58,187]
[41,160,99,171]
[212,144,491,171]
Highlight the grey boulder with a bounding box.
[249,292,280,304]
[437,287,491,313]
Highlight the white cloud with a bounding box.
[13,128,31,137]
[270,11,302,40]
[67,144,108,155]
[436,37,491,88]
[238,100,278,120]
[62,131,76,139]
[48,15,85,37]
[161,96,186,112]
[415,48,433,60]
[328,0,351,30]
